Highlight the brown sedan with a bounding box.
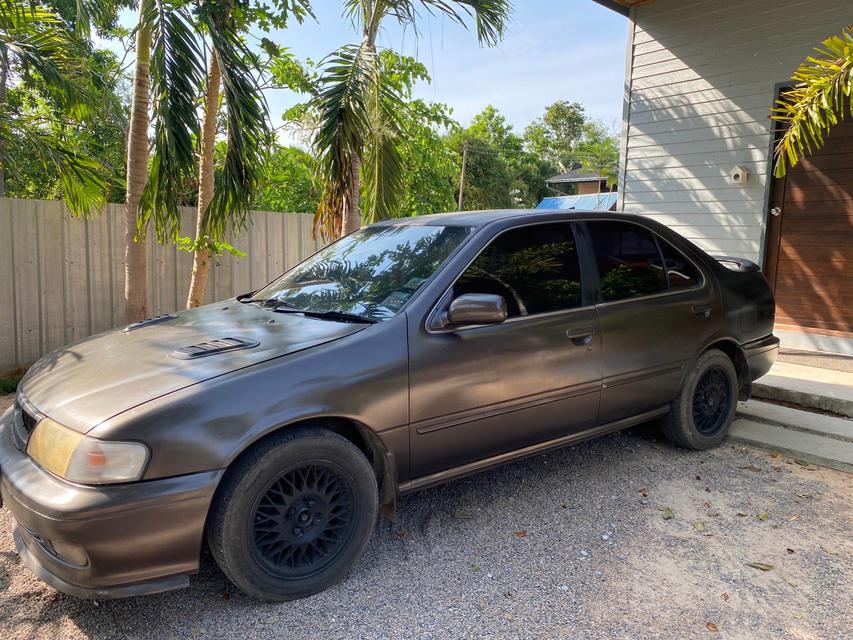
[0,210,779,600]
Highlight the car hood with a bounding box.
[19,301,368,433]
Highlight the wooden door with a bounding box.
[764,119,853,337]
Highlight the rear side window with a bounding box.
[586,221,667,302]
[657,238,702,289]
[454,223,582,318]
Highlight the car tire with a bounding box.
[661,349,738,450]
[207,427,378,601]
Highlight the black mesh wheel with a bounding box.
[250,464,356,580]
[208,427,378,601]
[691,366,732,436]
[661,349,738,450]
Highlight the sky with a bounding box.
[268,0,628,133]
[104,0,628,140]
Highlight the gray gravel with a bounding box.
[1,396,851,639]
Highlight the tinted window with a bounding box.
[253,224,471,321]
[658,238,702,289]
[454,224,582,318]
[587,221,667,302]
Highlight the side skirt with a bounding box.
[398,406,670,494]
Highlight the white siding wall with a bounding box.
[619,0,852,262]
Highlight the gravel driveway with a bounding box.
[1,393,851,640]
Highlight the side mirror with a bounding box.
[445,293,507,327]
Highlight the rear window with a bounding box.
[586,221,667,302]
[657,238,702,289]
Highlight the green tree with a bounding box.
[119,0,311,313]
[0,0,110,214]
[378,51,458,217]
[772,25,852,177]
[4,48,129,203]
[253,145,319,213]
[523,100,586,171]
[449,105,554,210]
[183,1,312,309]
[575,120,619,191]
[310,0,511,240]
[397,98,458,216]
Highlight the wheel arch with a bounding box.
[211,416,399,526]
[700,338,751,400]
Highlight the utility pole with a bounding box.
[457,139,468,211]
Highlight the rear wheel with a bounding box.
[208,427,377,601]
[661,349,738,450]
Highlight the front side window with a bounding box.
[253,224,471,321]
[454,223,583,318]
[586,221,667,302]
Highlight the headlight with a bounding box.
[26,418,149,484]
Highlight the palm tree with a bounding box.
[772,25,852,177]
[0,0,108,214]
[311,0,511,240]
[123,0,154,323]
[184,1,311,309]
[121,0,310,314]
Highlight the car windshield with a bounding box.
[251,224,472,322]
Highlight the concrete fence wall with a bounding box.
[0,198,323,373]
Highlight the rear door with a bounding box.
[581,220,719,423]
[407,222,602,479]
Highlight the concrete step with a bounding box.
[729,418,853,473]
[737,400,852,442]
[752,361,853,418]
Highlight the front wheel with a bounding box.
[661,349,738,450]
[207,427,378,601]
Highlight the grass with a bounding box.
[0,370,24,395]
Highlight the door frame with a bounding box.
[759,82,792,290]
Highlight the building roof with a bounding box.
[537,193,618,211]
[592,0,654,16]
[545,170,608,185]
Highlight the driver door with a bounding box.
[407,222,602,479]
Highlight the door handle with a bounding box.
[566,327,594,347]
[692,304,712,318]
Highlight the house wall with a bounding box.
[578,182,603,195]
[618,0,852,263]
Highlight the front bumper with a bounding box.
[743,334,780,382]
[0,408,222,599]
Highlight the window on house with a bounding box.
[586,221,668,302]
[454,223,583,318]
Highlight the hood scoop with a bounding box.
[169,336,259,360]
[124,314,179,332]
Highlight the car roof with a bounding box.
[371,209,650,229]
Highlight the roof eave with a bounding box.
[592,0,629,16]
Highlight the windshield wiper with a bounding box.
[271,307,378,324]
[245,298,298,308]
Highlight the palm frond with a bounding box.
[312,43,376,240]
[138,0,205,242]
[412,1,511,45]
[74,0,112,38]
[0,0,107,214]
[772,26,853,177]
[362,61,405,223]
[198,6,272,240]
[0,0,95,117]
[4,114,108,216]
